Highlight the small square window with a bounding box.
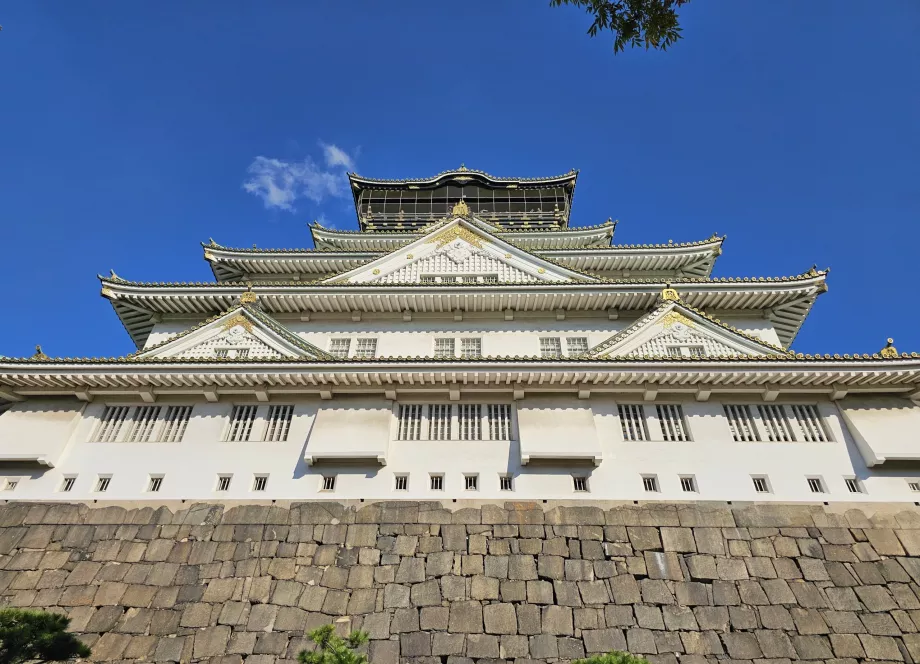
[215,349,229,359]
[148,476,163,493]
[394,475,408,491]
[216,475,232,491]
[573,476,589,492]
[844,478,862,494]
[96,476,111,493]
[321,475,336,492]
[752,476,770,493]
[3,479,18,492]
[430,474,444,491]
[679,476,697,493]
[807,477,825,493]
[499,475,513,491]
[642,475,659,492]
[253,475,268,492]
[61,476,76,492]
[465,474,479,491]
[909,481,920,493]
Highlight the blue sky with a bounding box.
[1,1,918,358]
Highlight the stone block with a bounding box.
[528,634,559,659]
[433,632,465,656]
[541,605,574,636]
[517,603,541,635]
[609,573,641,604]
[627,627,658,654]
[449,600,484,633]
[866,529,907,556]
[392,606,420,633]
[485,555,509,579]
[471,575,500,600]
[628,526,662,551]
[401,631,432,657]
[193,626,231,659]
[411,578,442,607]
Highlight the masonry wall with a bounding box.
[4,500,920,663]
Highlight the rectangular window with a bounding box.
[160,406,192,442]
[667,346,683,358]
[434,337,456,359]
[791,405,829,442]
[430,474,444,491]
[126,406,162,442]
[566,337,589,356]
[845,478,863,494]
[95,476,111,493]
[61,476,76,492]
[680,476,697,492]
[724,405,760,442]
[321,475,336,491]
[428,404,451,440]
[540,337,562,359]
[573,476,589,492]
[354,338,377,359]
[394,475,408,491]
[94,406,131,442]
[481,275,498,284]
[215,349,229,359]
[398,404,423,441]
[752,476,770,493]
[807,477,825,493]
[264,405,294,442]
[329,338,351,359]
[420,275,438,284]
[619,404,649,441]
[642,475,659,492]
[148,476,163,492]
[488,404,512,440]
[226,405,258,442]
[687,346,704,358]
[460,275,478,284]
[499,475,513,491]
[464,474,479,491]
[236,348,250,360]
[657,404,689,441]
[758,404,795,442]
[3,479,18,491]
[217,475,232,491]
[253,475,268,492]
[460,337,482,358]
[909,482,920,492]
[458,404,482,440]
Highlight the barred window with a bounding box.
[845,478,862,494]
[667,346,683,358]
[398,405,423,441]
[481,275,499,284]
[464,474,479,491]
[264,405,293,442]
[215,349,229,359]
[724,405,759,442]
[329,338,351,359]
[566,337,589,356]
[758,404,794,442]
[217,475,232,491]
[420,275,438,284]
[253,475,268,492]
[807,477,825,493]
[458,404,482,440]
[161,406,192,442]
[688,346,704,358]
[618,404,649,441]
[94,406,130,442]
[460,337,482,358]
[752,476,770,493]
[321,475,336,491]
[148,476,163,492]
[3,480,17,492]
[573,476,589,492]
[434,338,456,359]
[95,476,111,492]
[430,474,444,491]
[61,476,76,492]
[126,406,162,443]
[354,338,378,359]
[488,404,512,440]
[539,337,562,359]
[394,475,408,491]
[791,405,828,442]
[642,475,659,492]
[909,482,920,492]
[657,404,689,441]
[680,476,697,492]
[428,404,451,440]
[499,475,513,491]
[225,405,258,442]
[236,348,250,359]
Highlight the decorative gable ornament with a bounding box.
[439,238,485,264]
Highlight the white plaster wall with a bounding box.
[0,399,85,466]
[838,396,920,466]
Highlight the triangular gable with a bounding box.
[137,302,333,361]
[588,294,792,359]
[324,214,596,284]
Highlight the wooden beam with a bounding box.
[695,388,711,402]
[762,386,779,402]
[75,391,93,402]
[384,390,397,401]
[449,384,460,401]
[578,390,591,400]
[513,389,525,400]
[203,390,218,403]
[255,390,269,402]
[829,384,848,400]
[139,388,156,403]
[643,386,658,401]
[0,388,24,402]
[319,390,333,400]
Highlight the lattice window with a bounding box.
[161,406,192,442]
[434,338,456,359]
[215,349,229,359]
[61,477,76,492]
[398,405,423,441]
[94,406,130,442]
[420,275,438,284]
[619,404,649,441]
[724,405,759,442]
[430,474,444,491]
[253,475,268,492]
[394,475,408,491]
[428,405,451,440]
[126,406,162,443]
[573,476,589,492]
[225,405,257,442]
[566,337,589,356]
[688,346,704,358]
[354,338,377,359]
[642,475,659,492]
[807,477,825,493]
[488,404,512,440]
[657,405,689,441]
[845,478,862,493]
[680,476,697,492]
[667,346,683,358]
[791,405,828,442]
[217,475,232,491]
[499,475,513,491]
[481,275,499,284]
[464,474,479,491]
[96,476,111,492]
[540,337,562,359]
[265,405,293,441]
[460,337,482,358]
[236,349,250,359]
[458,404,482,440]
[757,404,794,442]
[329,338,351,359]
[752,476,770,493]
[148,476,163,492]
[321,475,336,491]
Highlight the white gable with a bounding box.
[326,218,593,285]
[173,323,282,360]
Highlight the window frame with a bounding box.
[321,475,337,492]
[353,338,378,359]
[844,477,863,494]
[499,474,514,492]
[806,476,826,494]
[430,474,445,491]
[642,475,659,492]
[252,475,268,492]
[394,474,409,492]
[394,401,516,442]
[539,337,563,359]
[95,475,112,493]
[147,475,164,493]
[751,475,771,494]
[679,475,698,493]
[464,474,479,492]
[60,476,77,493]
[572,476,590,493]
[328,338,352,359]
[216,475,232,492]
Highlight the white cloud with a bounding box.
[242,143,356,212]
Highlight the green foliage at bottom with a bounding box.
[298,624,370,664]
[0,608,91,664]
[576,651,653,664]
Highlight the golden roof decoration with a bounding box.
[451,199,471,217]
[661,285,681,302]
[426,225,486,249]
[239,285,258,305]
[880,338,899,358]
[32,345,50,360]
[222,313,254,333]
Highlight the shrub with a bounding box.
[0,608,91,664]
[576,652,652,664]
[298,624,369,664]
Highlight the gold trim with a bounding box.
[222,314,254,333]
[450,199,471,217]
[426,226,486,249]
[880,338,899,358]
[660,311,695,329]
[661,286,680,302]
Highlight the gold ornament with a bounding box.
[451,199,471,217]
[240,290,258,305]
[537,268,546,274]
[32,345,50,360]
[222,314,254,332]
[660,311,695,329]
[660,286,680,302]
[427,226,486,249]
[880,338,898,358]
[372,269,380,275]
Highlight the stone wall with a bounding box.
[3,500,920,663]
